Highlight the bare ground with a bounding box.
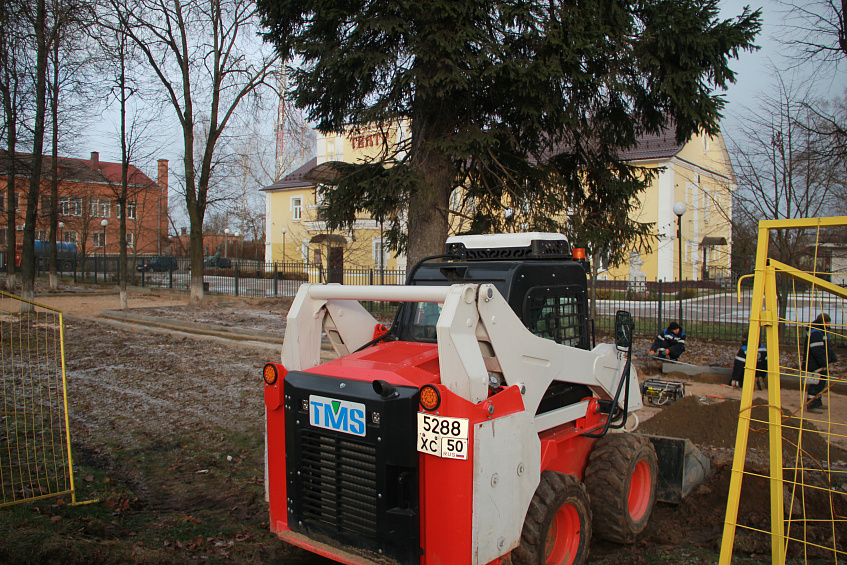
[3,290,846,564]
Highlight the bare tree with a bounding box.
[780,0,847,71]
[96,0,161,308]
[0,0,28,290]
[730,73,846,318]
[117,0,280,302]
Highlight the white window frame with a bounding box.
[372,237,389,269]
[58,196,70,216]
[126,232,134,248]
[127,200,136,219]
[63,231,78,243]
[291,196,302,221]
[93,231,106,248]
[70,197,82,216]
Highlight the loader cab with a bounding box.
[398,233,592,350]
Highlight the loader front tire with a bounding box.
[584,433,658,544]
[510,471,591,565]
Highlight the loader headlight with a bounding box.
[419,385,441,411]
[263,363,279,386]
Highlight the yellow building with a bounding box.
[261,122,410,272]
[600,129,734,282]
[263,123,734,282]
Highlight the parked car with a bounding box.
[204,255,232,269]
[136,256,178,272]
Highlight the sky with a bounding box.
[717,0,847,138]
[76,0,844,232]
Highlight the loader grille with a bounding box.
[299,429,379,539]
[284,371,420,565]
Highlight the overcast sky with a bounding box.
[718,0,846,137]
[78,0,845,228]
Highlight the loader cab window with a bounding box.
[524,285,587,348]
[410,302,442,341]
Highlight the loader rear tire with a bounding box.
[584,433,657,544]
[510,471,591,565]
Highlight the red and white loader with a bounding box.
[263,233,706,565]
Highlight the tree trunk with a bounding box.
[21,0,48,307]
[406,143,453,268]
[48,36,59,290]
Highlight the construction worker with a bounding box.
[730,334,767,389]
[649,322,686,360]
[803,313,836,414]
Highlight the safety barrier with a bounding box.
[0,291,77,507]
[720,217,847,563]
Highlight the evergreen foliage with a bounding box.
[258,0,761,265]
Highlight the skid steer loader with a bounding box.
[263,233,707,565]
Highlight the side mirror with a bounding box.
[615,310,634,350]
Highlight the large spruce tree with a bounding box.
[258,0,760,266]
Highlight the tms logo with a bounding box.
[309,395,366,437]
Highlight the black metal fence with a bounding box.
[7,253,846,345]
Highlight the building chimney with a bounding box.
[157,159,168,190]
[90,151,99,168]
[157,159,169,255]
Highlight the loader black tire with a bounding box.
[584,433,658,544]
[510,471,592,565]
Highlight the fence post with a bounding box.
[169,265,173,289]
[657,279,663,334]
[235,262,239,296]
[274,262,278,297]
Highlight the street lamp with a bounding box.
[58,221,64,243]
[234,231,241,260]
[224,228,229,258]
[100,219,108,283]
[673,202,686,325]
[281,227,287,263]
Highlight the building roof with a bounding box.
[261,158,320,191]
[616,129,686,161]
[262,126,694,192]
[0,150,159,188]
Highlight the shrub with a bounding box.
[677,288,698,300]
[595,288,613,300]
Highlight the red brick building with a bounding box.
[0,151,169,257]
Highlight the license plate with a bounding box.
[417,413,469,460]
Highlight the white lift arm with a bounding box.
[281,282,640,430]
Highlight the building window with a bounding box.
[372,237,388,268]
[90,198,111,218]
[35,229,47,241]
[0,195,4,212]
[116,200,137,220]
[0,230,4,245]
[58,196,69,215]
[93,231,106,248]
[70,197,82,216]
[291,196,302,221]
[63,231,78,243]
[126,232,134,248]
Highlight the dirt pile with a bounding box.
[633,395,847,559]
[637,395,847,462]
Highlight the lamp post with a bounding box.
[281,227,287,263]
[224,228,229,258]
[234,231,241,260]
[58,221,64,243]
[100,219,108,283]
[673,202,686,325]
